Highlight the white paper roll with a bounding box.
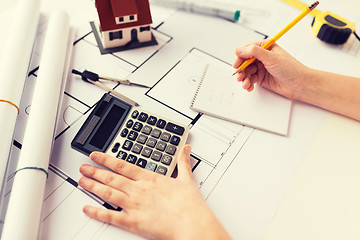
[0,0,40,211]
[1,10,71,240]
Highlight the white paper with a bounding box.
[0,0,40,211]
[1,0,359,239]
[264,113,360,240]
[1,10,71,240]
[190,64,292,136]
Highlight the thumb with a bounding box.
[235,42,273,65]
[176,145,194,181]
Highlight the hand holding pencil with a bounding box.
[233,41,308,96]
[232,2,320,95]
[233,1,319,76]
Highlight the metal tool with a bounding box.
[72,69,141,106]
[71,69,149,88]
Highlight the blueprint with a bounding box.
[1,0,359,239]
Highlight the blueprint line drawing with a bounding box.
[2,1,331,239]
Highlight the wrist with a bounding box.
[291,66,317,102]
[172,205,232,240]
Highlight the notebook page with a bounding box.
[190,64,292,135]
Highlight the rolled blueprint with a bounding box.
[1,11,71,240]
[0,0,40,212]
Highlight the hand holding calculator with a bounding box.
[72,93,190,177]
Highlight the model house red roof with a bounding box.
[111,0,137,17]
[95,0,153,32]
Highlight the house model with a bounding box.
[91,0,157,54]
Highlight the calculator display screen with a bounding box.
[89,104,126,149]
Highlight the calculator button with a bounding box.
[160,132,171,142]
[133,122,143,131]
[141,147,153,158]
[161,155,173,165]
[126,154,137,164]
[131,143,143,154]
[165,145,176,155]
[165,122,185,136]
[122,140,133,150]
[117,151,127,160]
[151,129,161,138]
[151,151,162,161]
[131,110,139,119]
[136,134,148,144]
[170,135,180,146]
[145,162,157,172]
[155,141,167,151]
[128,130,138,141]
[141,125,152,135]
[156,165,167,175]
[111,142,120,153]
[120,128,129,137]
[147,116,157,125]
[138,112,148,122]
[146,138,157,148]
[126,119,134,128]
[136,158,147,168]
[156,119,167,129]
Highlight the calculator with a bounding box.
[71,93,190,177]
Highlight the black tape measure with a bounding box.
[282,0,357,45]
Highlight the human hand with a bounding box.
[78,145,231,240]
[233,40,310,99]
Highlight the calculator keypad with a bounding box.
[109,110,188,176]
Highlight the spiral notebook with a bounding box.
[190,64,292,136]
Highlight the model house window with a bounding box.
[140,26,150,32]
[119,17,124,22]
[109,31,123,40]
[130,15,135,20]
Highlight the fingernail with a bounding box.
[83,205,90,214]
[184,145,192,155]
[79,164,88,173]
[90,151,100,161]
[78,177,86,186]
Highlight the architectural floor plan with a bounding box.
[1,0,359,239]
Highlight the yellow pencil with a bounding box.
[233,1,319,76]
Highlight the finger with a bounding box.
[247,83,255,92]
[79,164,133,191]
[244,40,267,48]
[242,78,251,90]
[235,41,274,65]
[233,41,267,73]
[83,205,132,231]
[242,64,258,90]
[255,61,266,84]
[90,152,146,180]
[233,55,245,69]
[78,177,130,208]
[236,71,246,82]
[243,75,257,92]
[250,73,260,85]
[245,63,258,76]
[234,40,266,59]
[176,145,194,182]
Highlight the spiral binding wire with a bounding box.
[190,64,209,107]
